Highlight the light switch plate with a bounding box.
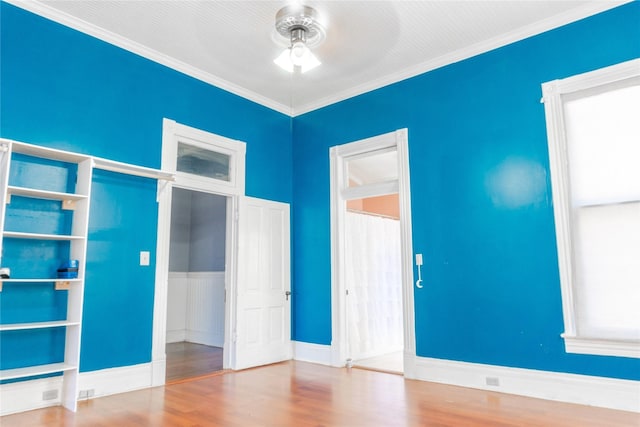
[140,251,150,266]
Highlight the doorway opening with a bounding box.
[330,129,416,377]
[152,119,246,386]
[346,193,403,373]
[165,188,227,382]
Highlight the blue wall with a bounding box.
[1,1,639,381]
[291,2,640,380]
[0,2,291,372]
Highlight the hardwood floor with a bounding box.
[165,342,223,383]
[353,351,403,374]
[1,361,638,426]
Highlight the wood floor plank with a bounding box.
[1,361,638,426]
[165,342,223,383]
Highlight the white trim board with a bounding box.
[292,342,639,413]
[0,363,153,416]
[413,356,640,413]
[4,0,630,117]
[292,341,333,366]
[2,355,637,415]
[0,376,64,416]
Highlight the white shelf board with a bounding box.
[94,156,175,181]
[2,231,84,240]
[0,320,80,331]
[0,278,82,283]
[7,186,88,202]
[5,139,91,164]
[0,363,76,381]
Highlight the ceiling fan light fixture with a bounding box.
[273,4,325,73]
[273,45,321,74]
[274,49,294,72]
[290,40,308,66]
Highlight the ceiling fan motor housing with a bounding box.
[275,4,325,48]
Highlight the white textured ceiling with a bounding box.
[9,0,627,116]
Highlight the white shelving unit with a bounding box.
[0,138,93,412]
[0,138,173,415]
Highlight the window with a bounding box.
[542,59,640,358]
[177,142,231,182]
[162,119,246,196]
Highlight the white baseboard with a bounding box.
[166,330,186,343]
[0,363,153,416]
[292,341,332,366]
[151,357,167,387]
[0,376,64,416]
[166,330,223,347]
[77,363,153,402]
[186,330,224,348]
[291,343,639,412]
[413,356,640,413]
[3,352,637,415]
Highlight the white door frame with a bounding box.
[151,119,246,386]
[329,128,417,378]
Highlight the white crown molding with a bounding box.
[4,0,293,116]
[291,1,632,116]
[4,1,631,116]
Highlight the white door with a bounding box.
[234,196,292,369]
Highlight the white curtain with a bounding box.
[345,211,403,361]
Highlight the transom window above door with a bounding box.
[345,148,398,188]
[177,142,231,182]
[162,119,246,196]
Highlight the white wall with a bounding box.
[167,188,227,346]
[169,188,226,271]
[166,271,225,346]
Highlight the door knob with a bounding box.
[285,290,292,301]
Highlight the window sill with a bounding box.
[562,334,640,359]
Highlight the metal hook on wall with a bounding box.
[415,253,424,289]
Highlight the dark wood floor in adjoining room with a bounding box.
[1,361,638,427]
[165,341,223,383]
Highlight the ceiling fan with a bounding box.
[273,3,326,74]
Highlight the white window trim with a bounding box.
[542,58,640,359]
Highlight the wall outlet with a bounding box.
[486,376,500,386]
[42,389,59,401]
[78,389,95,399]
